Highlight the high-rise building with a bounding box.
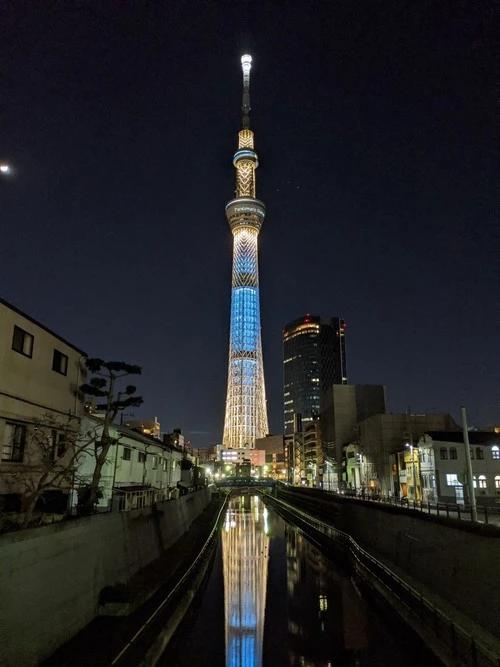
[283,315,347,434]
[223,55,268,449]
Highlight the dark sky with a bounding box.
[2,2,499,443]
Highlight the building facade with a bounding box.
[223,55,268,449]
[283,315,347,435]
[322,384,387,488]
[0,298,86,512]
[352,413,459,496]
[418,431,500,506]
[75,416,184,510]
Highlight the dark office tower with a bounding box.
[283,315,347,435]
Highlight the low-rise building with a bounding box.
[75,415,184,511]
[255,434,286,480]
[0,298,86,514]
[418,431,500,506]
[355,412,459,496]
[123,417,161,440]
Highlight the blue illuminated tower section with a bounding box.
[223,55,268,448]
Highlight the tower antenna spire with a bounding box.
[241,54,252,129]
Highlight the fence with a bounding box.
[113,487,173,511]
[287,484,500,525]
[268,494,500,667]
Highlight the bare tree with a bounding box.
[79,358,143,513]
[0,413,99,528]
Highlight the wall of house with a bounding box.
[0,487,212,666]
[0,301,86,498]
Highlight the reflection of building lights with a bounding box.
[319,594,328,611]
[222,495,269,666]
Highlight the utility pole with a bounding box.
[461,406,478,522]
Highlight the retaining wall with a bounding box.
[277,487,500,639]
[0,488,211,665]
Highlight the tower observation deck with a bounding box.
[223,55,268,449]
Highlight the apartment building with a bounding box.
[0,298,86,512]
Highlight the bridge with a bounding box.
[215,476,276,488]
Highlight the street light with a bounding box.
[0,164,11,174]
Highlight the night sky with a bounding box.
[2,2,498,444]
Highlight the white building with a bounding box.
[75,415,184,511]
[418,431,500,506]
[0,298,86,513]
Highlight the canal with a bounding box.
[161,493,440,666]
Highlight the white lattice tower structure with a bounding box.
[223,55,268,448]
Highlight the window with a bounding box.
[446,473,460,486]
[472,475,477,488]
[492,446,500,460]
[152,456,158,469]
[449,447,457,460]
[2,423,27,462]
[469,448,474,460]
[476,447,484,460]
[495,476,500,490]
[50,430,66,461]
[162,458,168,471]
[122,447,131,461]
[138,452,146,463]
[12,326,34,358]
[52,349,68,375]
[478,475,487,489]
[440,447,448,460]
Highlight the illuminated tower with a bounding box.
[223,55,268,448]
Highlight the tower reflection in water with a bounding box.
[285,526,368,666]
[222,494,270,667]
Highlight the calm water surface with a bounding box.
[161,494,439,667]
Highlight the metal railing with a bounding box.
[280,484,500,525]
[267,494,500,667]
[110,494,229,666]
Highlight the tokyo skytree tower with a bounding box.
[223,55,268,449]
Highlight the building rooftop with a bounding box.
[425,431,500,445]
[0,296,87,355]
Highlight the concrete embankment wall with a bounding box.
[277,487,500,639]
[0,488,211,666]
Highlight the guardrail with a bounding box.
[279,484,500,525]
[267,494,500,667]
[110,494,229,666]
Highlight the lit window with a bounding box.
[476,447,484,460]
[495,475,500,489]
[449,447,457,460]
[446,473,460,486]
[440,448,448,460]
[478,475,487,489]
[492,446,500,460]
[473,475,477,488]
[12,325,34,358]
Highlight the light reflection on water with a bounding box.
[222,494,269,667]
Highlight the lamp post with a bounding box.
[461,406,478,522]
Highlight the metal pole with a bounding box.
[461,406,478,523]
